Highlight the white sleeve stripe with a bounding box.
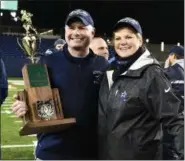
[171,80,184,84]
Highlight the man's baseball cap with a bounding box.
[54,39,66,46]
[65,9,94,27]
[113,17,142,35]
[168,45,184,56]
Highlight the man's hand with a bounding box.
[164,57,171,68]
[11,95,28,118]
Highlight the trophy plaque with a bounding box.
[16,10,76,136]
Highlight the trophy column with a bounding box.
[16,10,75,136]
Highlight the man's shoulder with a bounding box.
[43,50,64,58]
[92,55,109,72]
[173,63,184,70]
[165,63,184,80]
[44,48,55,55]
[164,65,179,76]
[92,55,109,66]
[44,48,63,56]
[40,50,66,65]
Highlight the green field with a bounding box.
[1,78,36,160]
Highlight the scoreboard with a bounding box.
[0,0,18,11]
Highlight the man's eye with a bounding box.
[79,27,86,30]
[69,27,74,30]
[115,37,121,40]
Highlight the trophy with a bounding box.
[16,10,76,136]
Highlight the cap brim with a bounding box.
[66,16,89,26]
[113,22,138,33]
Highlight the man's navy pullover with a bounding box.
[35,45,108,160]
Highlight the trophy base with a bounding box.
[19,118,76,136]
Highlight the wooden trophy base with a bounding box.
[18,87,76,136]
[19,118,76,136]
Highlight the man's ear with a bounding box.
[173,54,177,59]
[170,53,176,59]
[92,28,96,37]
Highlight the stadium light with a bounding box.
[0,12,3,16]
[10,11,16,18]
[177,42,180,46]
[161,42,164,52]
[146,38,149,43]
[13,17,18,22]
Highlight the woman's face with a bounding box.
[113,27,143,58]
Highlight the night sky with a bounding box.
[1,0,184,44]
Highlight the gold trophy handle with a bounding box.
[17,38,27,54]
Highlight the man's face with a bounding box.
[90,38,109,60]
[65,21,95,50]
[168,53,176,65]
[55,44,64,50]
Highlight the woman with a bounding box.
[98,17,184,160]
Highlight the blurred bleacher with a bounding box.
[0,33,59,77]
[0,33,177,77]
[146,43,173,63]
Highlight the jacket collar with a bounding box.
[121,49,160,77]
[63,44,94,64]
[173,59,184,69]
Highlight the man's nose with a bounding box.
[103,48,109,55]
[73,28,80,35]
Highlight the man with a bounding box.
[90,37,109,60]
[0,53,8,107]
[45,38,66,55]
[54,38,66,50]
[11,9,108,160]
[163,45,184,160]
[164,45,184,110]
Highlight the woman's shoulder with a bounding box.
[142,64,166,81]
